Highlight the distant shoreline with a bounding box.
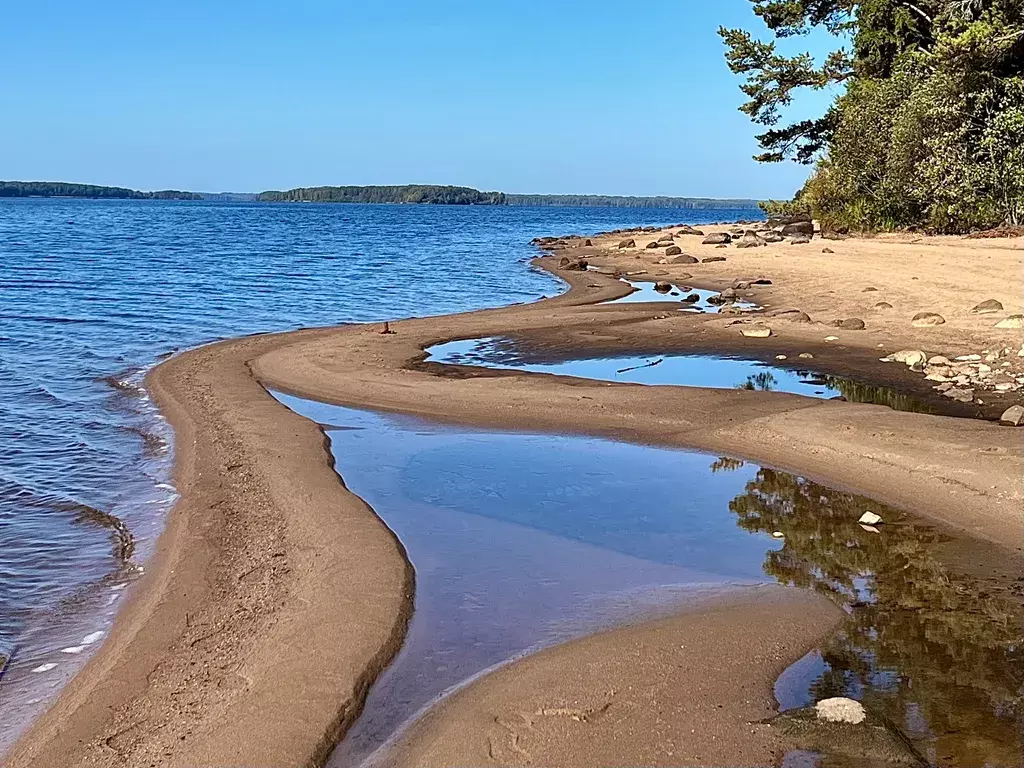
[1,181,762,209]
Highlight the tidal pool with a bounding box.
[604,276,759,312]
[274,393,1023,768]
[427,337,841,397]
[427,336,941,414]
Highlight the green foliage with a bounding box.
[257,185,506,205]
[0,181,201,200]
[723,0,1024,231]
[504,194,762,209]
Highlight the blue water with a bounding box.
[0,198,758,747]
[427,337,839,397]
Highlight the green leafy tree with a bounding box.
[721,1,1024,231]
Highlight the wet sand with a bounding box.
[7,229,1022,767]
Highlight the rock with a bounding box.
[654,281,672,294]
[762,232,785,243]
[583,239,592,246]
[741,326,772,338]
[790,311,812,323]
[821,231,847,240]
[781,220,814,237]
[705,294,728,306]
[955,354,982,361]
[680,293,700,303]
[772,531,785,538]
[886,349,927,368]
[944,387,975,402]
[789,234,811,244]
[775,354,787,360]
[645,241,660,249]
[702,233,732,245]
[558,258,588,271]
[617,238,636,249]
[663,245,682,257]
[857,512,883,527]
[927,355,952,366]
[837,318,866,330]
[862,286,878,292]
[702,256,727,263]
[816,697,867,724]
[971,299,1003,314]
[657,235,674,244]
[995,314,1024,329]
[720,288,738,300]
[873,301,893,310]
[729,227,745,236]
[733,280,751,290]
[822,247,835,254]
[672,254,698,264]
[751,278,772,285]
[735,230,767,249]
[1000,405,1024,426]
[798,352,814,359]
[911,312,945,327]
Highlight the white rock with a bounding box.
[955,354,982,361]
[824,335,839,341]
[927,355,952,366]
[798,352,814,359]
[815,697,867,725]
[776,355,788,360]
[31,663,58,673]
[741,326,772,338]
[860,524,881,534]
[858,511,883,526]
[995,315,1024,329]
[1000,405,1024,426]
[772,531,785,538]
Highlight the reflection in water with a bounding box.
[820,375,936,415]
[731,468,1024,767]
[738,371,779,392]
[267,394,1023,768]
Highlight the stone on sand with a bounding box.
[911,312,946,327]
[815,698,867,724]
[672,254,699,264]
[1000,405,1024,426]
[741,326,772,338]
[995,314,1024,329]
[789,234,812,244]
[971,299,1003,314]
[837,318,866,330]
[702,256,727,263]
[617,238,635,249]
[664,245,682,257]
[702,233,732,245]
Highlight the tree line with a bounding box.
[723,0,1024,232]
[0,181,202,200]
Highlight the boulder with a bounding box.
[822,247,835,254]
[558,258,588,271]
[665,245,682,257]
[911,312,946,327]
[672,254,699,264]
[999,405,1024,426]
[789,234,812,244]
[971,298,1003,314]
[762,232,785,243]
[767,212,811,230]
[657,235,674,244]
[873,301,893,310]
[995,314,1024,329]
[583,239,592,247]
[654,281,672,294]
[645,241,660,249]
[702,256,727,263]
[720,288,738,300]
[702,233,732,245]
[781,220,814,237]
[886,349,927,368]
[837,318,866,330]
[680,293,700,303]
[740,326,772,338]
[617,238,635,249]
[735,231,767,249]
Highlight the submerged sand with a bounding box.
[6,226,1022,767]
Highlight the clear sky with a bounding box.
[4,1,842,198]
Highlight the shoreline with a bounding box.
[7,225,1022,767]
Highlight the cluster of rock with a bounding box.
[882,346,1024,422]
[531,234,593,250]
[698,214,823,248]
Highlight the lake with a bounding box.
[0,198,758,749]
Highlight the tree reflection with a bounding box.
[737,371,779,391]
[729,468,1024,767]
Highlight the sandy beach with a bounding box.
[7,226,1022,768]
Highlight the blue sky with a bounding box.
[4,1,843,198]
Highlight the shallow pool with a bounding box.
[273,394,1022,768]
[427,337,840,398]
